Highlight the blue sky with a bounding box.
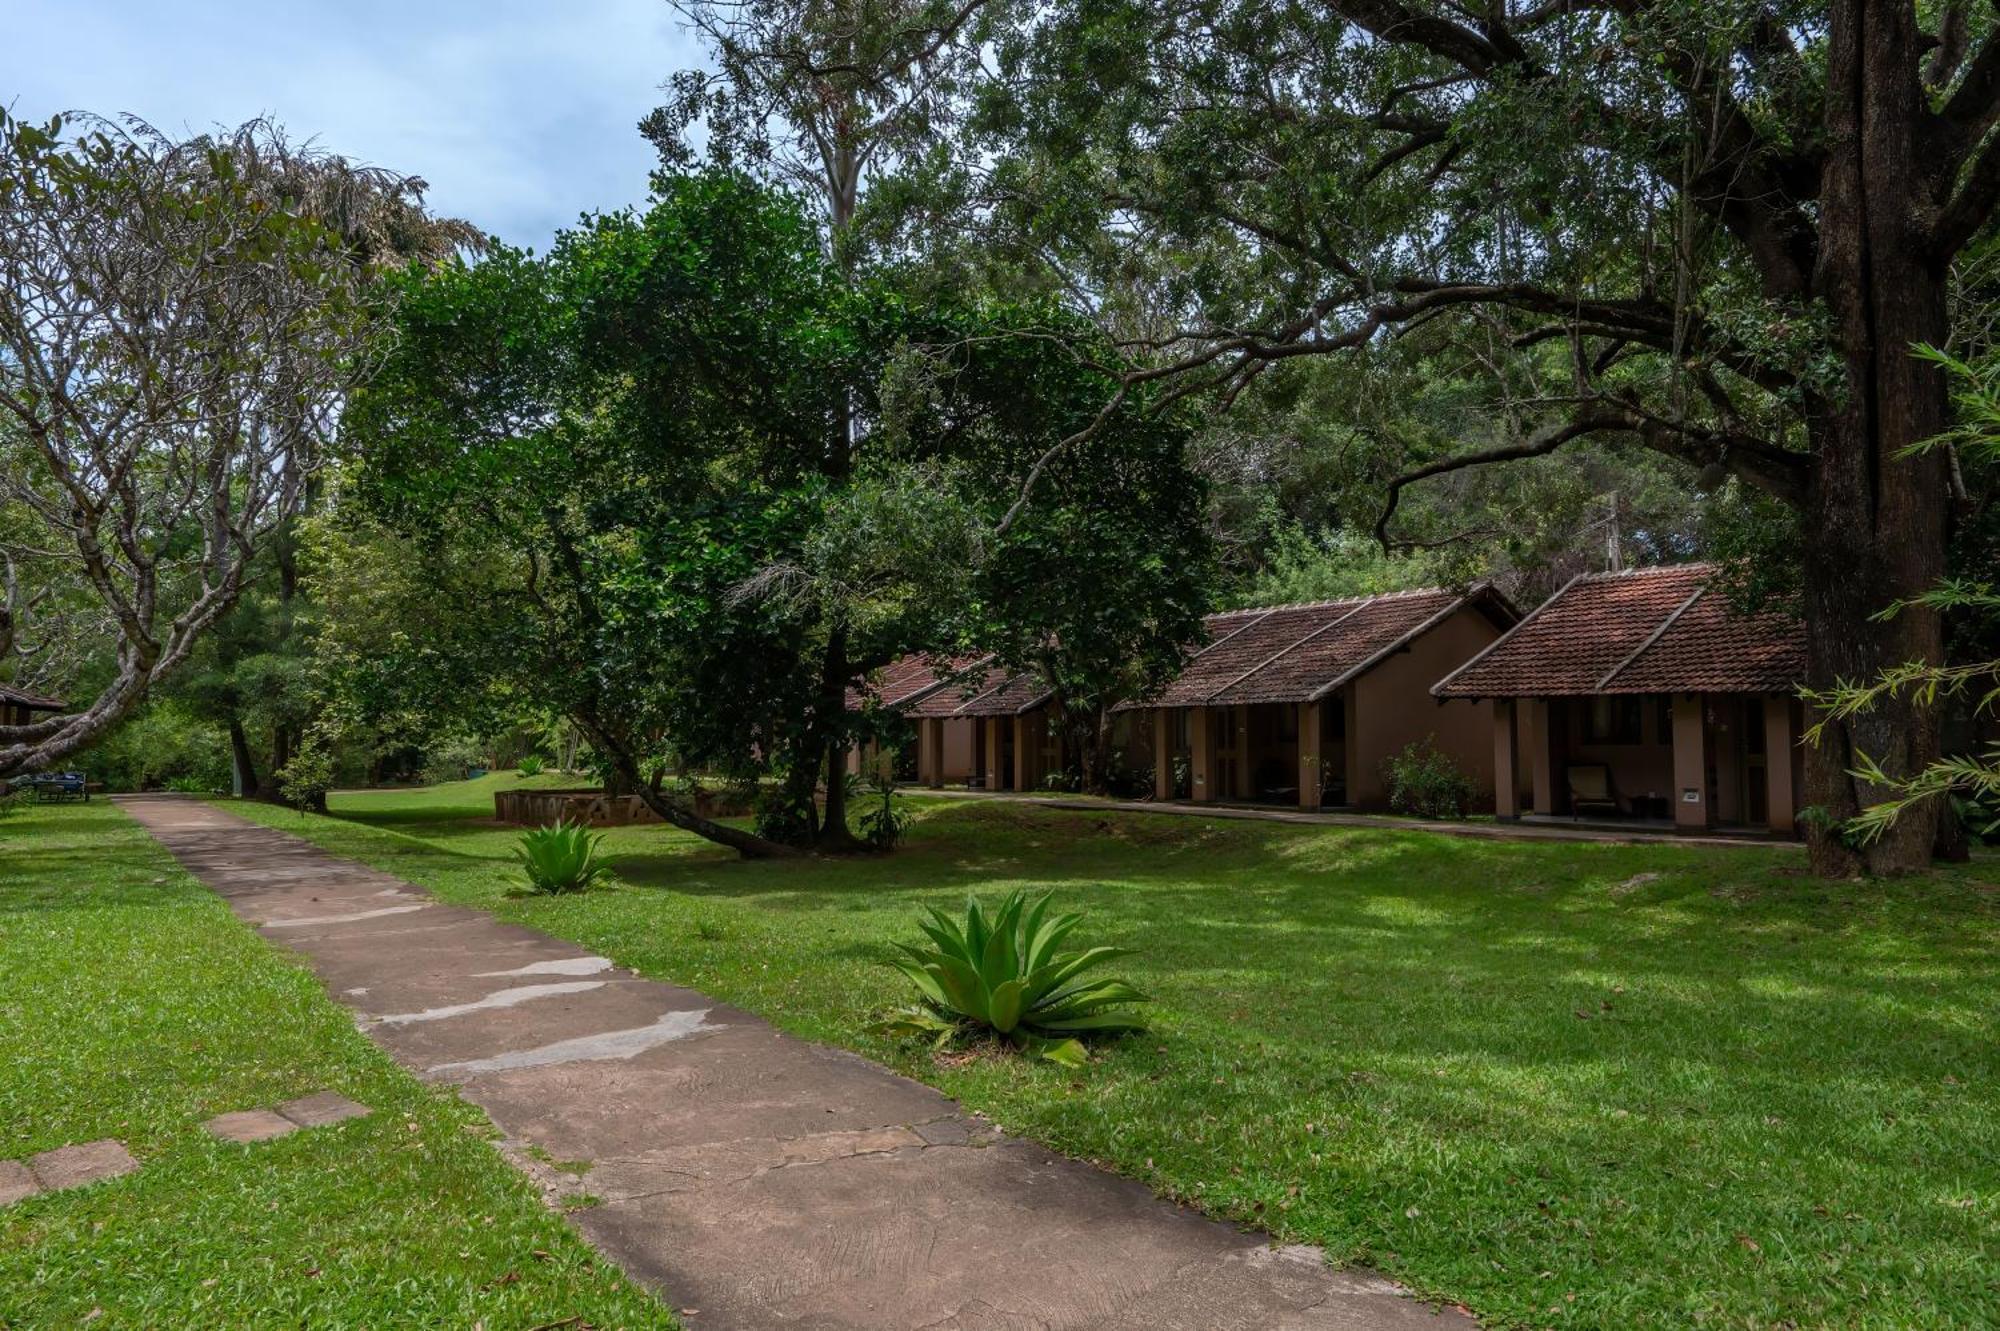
[6,0,707,249]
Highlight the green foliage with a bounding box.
[343,170,1213,847]
[513,821,611,895]
[879,889,1147,1066]
[1235,523,1445,607]
[421,736,486,787]
[856,768,912,850]
[275,729,335,816]
[75,699,231,793]
[516,754,546,778]
[1382,738,1475,820]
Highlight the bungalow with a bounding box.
[846,655,1062,790]
[1119,586,1520,810]
[1432,563,1807,835]
[902,661,1062,792]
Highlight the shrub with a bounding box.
[1382,738,1474,819]
[517,754,546,777]
[857,769,911,850]
[514,820,609,894]
[879,890,1147,1067]
[421,735,485,785]
[275,731,335,815]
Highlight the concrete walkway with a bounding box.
[913,786,1791,850]
[119,797,1470,1331]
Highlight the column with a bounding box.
[1232,703,1251,799]
[1342,686,1361,807]
[1526,698,1557,815]
[1189,706,1214,801]
[1492,699,1519,819]
[983,717,1005,790]
[1671,693,1709,831]
[1153,709,1174,801]
[922,719,944,788]
[1298,700,1322,811]
[1763,696,1796,834]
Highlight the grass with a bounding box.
[232,776,2000,1330]
[0,796,676,1330]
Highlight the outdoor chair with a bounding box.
[1566,763,1619,817]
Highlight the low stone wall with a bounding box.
[493,786,755,827]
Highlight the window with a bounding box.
[1583,696,1643,745]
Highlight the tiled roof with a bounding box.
[845,654,987,711]
[1605,584,1808,694]
[0,683,65,711]
[1211,590,1461,705]
[1433,563,1804,698]
[902,662,1054,718]
[1125,586,1514,709]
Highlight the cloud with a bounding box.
[5,0,708,247]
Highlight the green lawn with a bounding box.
[0,797,676,1330]
[225,775,2000,1330]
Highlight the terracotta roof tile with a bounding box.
[900,662,1054,718]
[1605,588,1807,694]
[1210,590,1461,705]
[1124,587,1509,709]
[1433,564,1803,698]
[846,654,987,711]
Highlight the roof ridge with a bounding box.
[1575,560,1717,583]
[1431,571,1590,697]
[1312,591,1474,701]
[1596,585,1706,690]
[1215,585,1452,617]
[1203,600,1371,703]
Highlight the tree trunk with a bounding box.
[573,711,800,859]
[227,716,260,798]
[815,628,862,852]
[1803,0,1950,875]
[260,727,292,799]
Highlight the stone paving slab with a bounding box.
[205,1108,299,1143]
[0,1160,39,1205]
[278,1091,372,1128]
[117,796,1476,1331]
[29,1138,139,1191]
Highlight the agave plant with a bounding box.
[880,890,1146,1067]
[517,754,546,777]
[514,820,609,894]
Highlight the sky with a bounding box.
[6,0,708,249]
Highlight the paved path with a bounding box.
[913,787,1790,849]
[119,797,1470,1331]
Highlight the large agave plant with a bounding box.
[513,820,609,894]
[880,890,1147,1067]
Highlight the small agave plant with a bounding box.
[879,889,1147,1067]
[514,819,609,894]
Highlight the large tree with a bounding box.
[0,114,367,776]
[979,1,2000,874]
[345,172,1208,851]
[648,0,1003,840]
